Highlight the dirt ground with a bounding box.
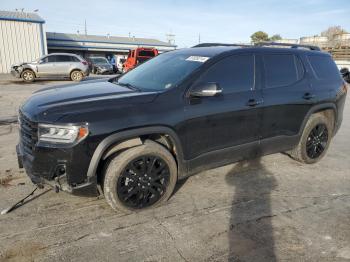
[0,75,350,262]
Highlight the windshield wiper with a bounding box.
[116,82,141,91]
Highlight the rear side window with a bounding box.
[56,55,74,62]
[308,55,341,80]
[71,56,80,62]
[263,54,304,88]
[199,54,255,93]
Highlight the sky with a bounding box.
[1,0,349,47]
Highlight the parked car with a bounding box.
[122,47,158,73]
[17,43,347,212]
[340,67,350,83]
[116,56,126,72]
[11,53,89,82]
[87,57,114,75]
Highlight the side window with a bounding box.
[71,56,80,62]
[56,55,73,62]
[263,54,303,88]
[308,55,341,81]
[47,56,56,63]
[40,56,48,63]
[198,54,255,93]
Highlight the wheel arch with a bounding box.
[21,67,37,78]
[87,126,186,182]
[69,68,83,75]
[299,103,337,136]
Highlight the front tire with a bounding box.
[70,70,83,81]
[21,70,35,82]
[288,113,333,164]
[103,140,177,212]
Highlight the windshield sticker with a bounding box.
[186,56,209,63]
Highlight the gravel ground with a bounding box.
[0,76,349,262]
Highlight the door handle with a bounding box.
[303,93,315,100]
[247,99,263,107]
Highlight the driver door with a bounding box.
[36,55,56,77]
[183,54,263,171]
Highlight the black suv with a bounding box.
[17,43,347,212]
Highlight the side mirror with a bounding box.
[190,82,222,97]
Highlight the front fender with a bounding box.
[86,126,186,180]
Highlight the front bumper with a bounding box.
[11,68,21,78]
[96,67,114,74]
[16,143,98,197]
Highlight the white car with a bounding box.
[11,53,90,82]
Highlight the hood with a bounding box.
[21,79,159,122]
[12,61,37,68]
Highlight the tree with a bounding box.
[269,34,282,41]
[250,31,269,43]
[321,26,347,40]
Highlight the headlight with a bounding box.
[38,124,88,144]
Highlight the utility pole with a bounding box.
[166,33,176,45]
[84,19,87,36]
[198,33,201,44]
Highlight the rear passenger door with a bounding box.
[260,52,313,154]
[184,54,263,167]
[55,55,75,75]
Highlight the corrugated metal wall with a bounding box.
[0,20,46,73]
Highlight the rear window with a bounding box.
[138,50,155,57]
[308,55,341,80]
[263,54,304,88]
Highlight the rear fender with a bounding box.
[298,103,337,136]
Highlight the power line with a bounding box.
[166,33,176,45]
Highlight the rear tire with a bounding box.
[103,140,177,213]
[70,70,83,82]
[288,113,333,164]
[21,70,35,82]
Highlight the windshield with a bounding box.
[90,57,109,64]
[117,52,207,91]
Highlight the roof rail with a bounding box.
[192,43,251,48]
[255,42,321,51]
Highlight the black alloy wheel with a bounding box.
[306,124,329,159]
[117,155,170,209]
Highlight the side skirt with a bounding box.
[181,134,300,179]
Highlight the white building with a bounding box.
[46,32,176,60]
[274,39,299,44]
[0,10,177,75]
[0,11,47,73]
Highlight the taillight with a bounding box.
[82,61,88,65]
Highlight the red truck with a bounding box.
[122,47,158,73]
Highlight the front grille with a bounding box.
[19,112,38,155]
